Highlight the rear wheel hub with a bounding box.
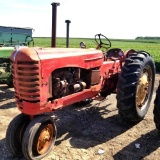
[136,67,151,108]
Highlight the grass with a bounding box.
[33,37,160,71]
[0,47,15,58]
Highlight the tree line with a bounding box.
[135,36,160,40]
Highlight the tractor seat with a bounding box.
[105,48,124,60]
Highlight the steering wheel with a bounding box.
[95,33,111,50]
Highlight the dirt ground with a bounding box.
[0,73,160,160]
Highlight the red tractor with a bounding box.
[6,33,155,159]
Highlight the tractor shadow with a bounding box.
[0,84,15,109]
[54,100,135,148]
[54,100,160,159]
[113,129,160,160]
[0,138,26,160]
[0,101,15,109]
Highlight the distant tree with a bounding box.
[135,36,160,40]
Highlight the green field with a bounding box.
[0,37,159,71]
[34,37,160,71]
[0,47,14,58]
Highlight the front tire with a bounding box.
[22,115,57,160]
[6,114,30,156]
[116,51,155,123]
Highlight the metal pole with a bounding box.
[51,2,60,47]
[65,20,71,48]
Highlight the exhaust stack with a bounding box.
[65,20,71,48]
[51,2,60,47]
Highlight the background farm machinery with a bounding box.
[0,26,34,87]
[5,2,157,160]
[0,47,14,87]
[0,26,34,46]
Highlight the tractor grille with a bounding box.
[11,60,40,102]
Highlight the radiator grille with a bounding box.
[11,60,40,102]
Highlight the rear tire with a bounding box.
[153,84,160,131]
[116,51,155,123]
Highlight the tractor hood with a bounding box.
[10,47,103,66]
[34,47,103,60]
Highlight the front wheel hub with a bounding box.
[37,124,54,154]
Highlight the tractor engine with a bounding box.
[49,67,101,100]
[51,68,86,99]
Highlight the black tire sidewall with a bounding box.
[136,57,155,118]
[6,114,30,156]
[117,51,155,122]
[22,115,57,160]
[153,84,160,130]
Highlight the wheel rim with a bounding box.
[25,36,34,46]
[25,36,33,43]
[136,66,152,108]
[37,124,54,154]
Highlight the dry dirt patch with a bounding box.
[0,73,160,160]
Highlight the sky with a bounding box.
[0,0,160,39]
